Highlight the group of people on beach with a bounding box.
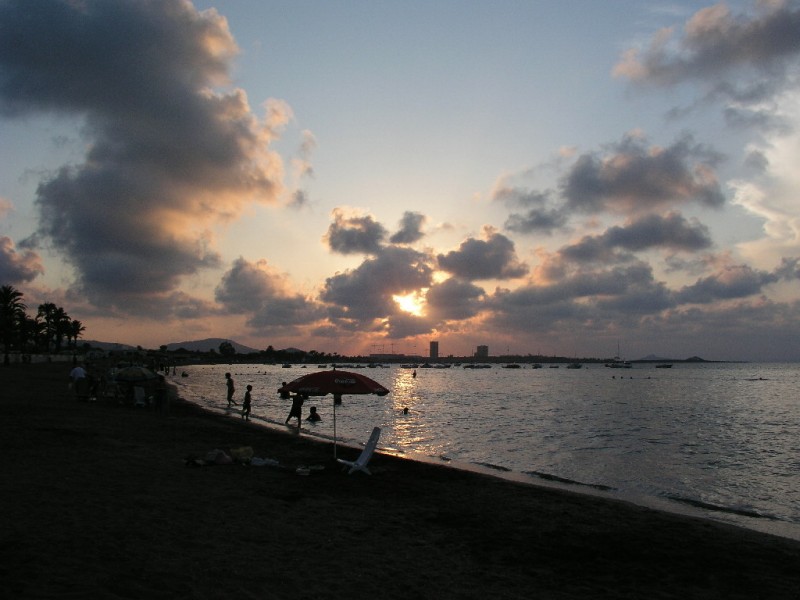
[68,362,170,412]
[225,373,321,426]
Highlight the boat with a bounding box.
[655,363,673,368]
[605,342,632,368]
[605,360,632,368]
[531,363,542,369]
[503,363,521,369]
[566,363,582,369]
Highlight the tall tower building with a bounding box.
[476,345,489,358]
[429,341,439,360]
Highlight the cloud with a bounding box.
[384,312,437,339]
[561,133,725,214]
[288,129,317,208]
[389,211,426,244]
[324,209,387,255]
[559,212,713,263]
[320,246,433,323]
[0,236,44,283]
[425,277,486,321]
[215,257,323,330]
[614,1,800,94]
[437,227,529,280]
[495,186,567,235]
[0,0,284,309]
[675,262,784,304]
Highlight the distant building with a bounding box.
[429,341,439,360]
[475,345,489,358]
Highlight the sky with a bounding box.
[1,0,799,361]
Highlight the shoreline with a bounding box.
[4,362,800,599]
[179,370,800,543]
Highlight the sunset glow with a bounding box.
[1,0,800,361]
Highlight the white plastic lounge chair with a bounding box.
[133,386,146,407]
[337,427,381,475]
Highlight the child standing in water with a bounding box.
[242,384,252,420]
[225,372,236,407]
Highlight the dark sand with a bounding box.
[3,362,800,599]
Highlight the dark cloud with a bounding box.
[389,211,426,244]
[215,257,323,330]
[0,0,283,309]
[505,208,568,235]
[384,312,436,339]
[289,189,309,208]
[437,228,528,280]
[324,209,387,255]
[614,2,800,102]
[483,261,673,332]
[494,185,567,235]
[561,133,725,214]
[425,278,486,321]
[774,257,800,280]
[675,263,781,304]
[320,246,433,323]
[160,291,217,320]
[0,236,43,283]
[560,213,713,263]
[742,148,769,174]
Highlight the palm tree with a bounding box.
[68,319,86,349]
[18,314,42,354]
[0,285,27,365]
[37,302,58,352]
[52,307,71,353]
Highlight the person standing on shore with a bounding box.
[285,393,304,428]
[69,364,88,400]
[225,372,236,407]
[242,385,252,420]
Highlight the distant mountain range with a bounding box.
[84,338,260,354]
[166,338,260,353]
[638,354,706,362]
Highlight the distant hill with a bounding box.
[166,338,260,354]
[638,354,707,362]
[83,340,138,352]
[82,338,263,354]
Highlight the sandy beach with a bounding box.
[3,362,800,599]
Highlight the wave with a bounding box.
[665,495,779,520]
[524,470,616,491]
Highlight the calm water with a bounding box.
[172,362,800,540]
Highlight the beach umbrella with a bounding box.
[277,369,389,457]
[114,366,158,383]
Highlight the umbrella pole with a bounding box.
[333,397,337,459]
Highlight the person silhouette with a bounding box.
[225,372,236,407]
[242,384,252,420]
[285,393,304,427]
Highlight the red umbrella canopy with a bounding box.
[278,370,389,397]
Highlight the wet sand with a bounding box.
[3,362,800,599]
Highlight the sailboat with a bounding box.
[605,342,632,368]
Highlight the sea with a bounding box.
[170,361,800,541]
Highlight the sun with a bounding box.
[393,291,425,316]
